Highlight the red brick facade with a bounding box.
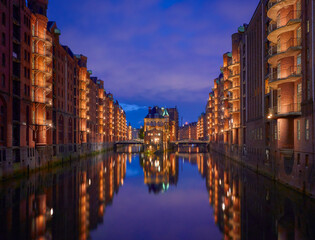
[0,0,128,176]
[204,0,315,197]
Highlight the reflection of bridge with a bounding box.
[171,140,209,145]
[114,139,144,152]
[171,140,209,153]
[114,139,144,145]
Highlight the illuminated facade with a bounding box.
[144,106,170,149]
[0,0,128,177]
[167,107,179,141]
[204,0,315,196]
[178,122,197,140]
[197,113,207,140]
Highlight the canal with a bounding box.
[0,151,315,240]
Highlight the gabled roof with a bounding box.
[145,106,168,119]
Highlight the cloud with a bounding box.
[48,0,257,127]
[120,104,147,112]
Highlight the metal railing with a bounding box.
[269,103,301,116]
[268,0,283,10]
[229,108,240,113]
[32,96,52,105]
[269,65,302,82]
[228,72,240,79]
[269,38,301,57]
[268,10,301,34]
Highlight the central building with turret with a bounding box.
[143,106,170,150]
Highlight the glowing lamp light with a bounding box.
[50,208,54,216]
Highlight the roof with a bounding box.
[145,106,169,119]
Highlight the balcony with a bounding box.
[268,103,301,118]
[229,97,240,102]
[33,51,53,62]
[46,82,53,91]
[268,11,301,43]
[32,118,47,126]
[33,34,53,46]
[32,96,48,105]
[228,60,240,70]
[228,72,240,81]
[268,38,302,66]
[33,66,53,76]
[269,65,302,88]
[229,108,240,114]
[267,0,298,22]
[229,84,240,91]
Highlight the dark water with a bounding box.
[0,151,315,240]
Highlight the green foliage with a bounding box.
[139,127,144,139]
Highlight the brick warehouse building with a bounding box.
[0,0,128,176]
[204,0,315,196]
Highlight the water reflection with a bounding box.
[140,153,178,194]
[0,153,127,240]
[0,152,314,240]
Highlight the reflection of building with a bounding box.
[0,153,127,240]
[144,106,170,149]
[141,153,178,194]
[179,122,197,140]
[201,152,315,240]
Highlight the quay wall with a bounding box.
[0,143,115,180]
[209,143,315,198]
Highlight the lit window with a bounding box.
[297,120,300,140]
[305,119,310,140]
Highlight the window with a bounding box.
[297,120,300,140]
[1,32,4,46]
[274,125,277,140]
[2,53,5,67]
[307,79,311,100]
[32,110,35,124]
[297,54,301,73]
[305,155,309,167]
[297,27,301,40]
[297,154,300,165]
[277,38,281,53]
[277,63,281,79]
[277,88,281,113]
[278,122,280,140]
[1,74,4,87]
[1,12,5,26]
[305,119,310,140]
[307,20,310,33]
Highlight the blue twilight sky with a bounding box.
[48,0,258,128]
